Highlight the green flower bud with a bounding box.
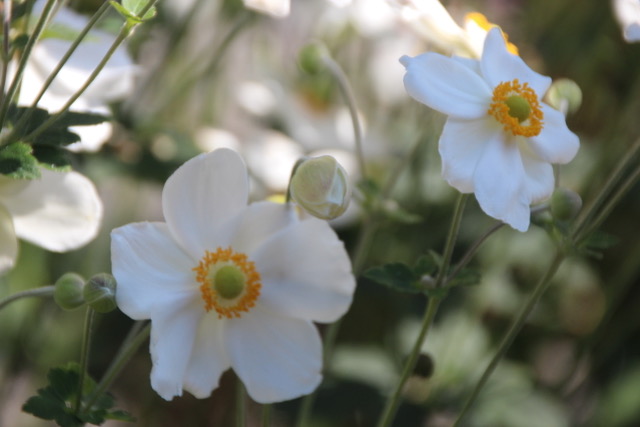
[546,78,582,114]
[54,273,86,311]
[298,42,328,75]
[289,155,351,220]
[550,187,582,222]
[83,273,118,313]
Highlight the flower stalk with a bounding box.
[0,285,55,311]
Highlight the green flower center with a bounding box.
[505,95,531,123]
[211,265,245,300]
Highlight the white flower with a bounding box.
[613,0,640,42]
[400,28,579,231]
[0,170,103,274]
[111,148,355,403]
[19,1,137,151]
[243,0,349,18]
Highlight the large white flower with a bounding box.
[19,1,137,151]
[613,0,640,42]
[111,148,355,403]
[400,28,579,231]
[0,170,103,274]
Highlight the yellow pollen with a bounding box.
[194,247,261,319]
[488,79,543,137]
[465,12,519,55]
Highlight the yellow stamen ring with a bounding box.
[488,79,543,137]
[194,247,261,319]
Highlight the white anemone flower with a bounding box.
[400,28,579,231]
[613,0,640,42]
[19,1,137,151]
[111,148,355,403]
[0,169,103,274]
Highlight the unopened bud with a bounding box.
[298,42,328,75]
[546,79,582,115]
[550,187,582,222]
[54,273,85,311]
[289,155,351,220]
[83,273,117,313]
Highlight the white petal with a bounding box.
[528,104,580,164]
[473,135,531,231]
[227,307,322,403]
[227,201,298,255]
[400,53,492,119]
[0,205,18,274]
[6,169,102,251]
[162,148,249,259]
[243,0,290,17]
[251,217,355,323]
[480,28,551,96]
[183,315,231,398]
[149,295,203,400]
[520,149,555,203]
[111,222,197,319]
[439,117,500,193]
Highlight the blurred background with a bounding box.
[2,0,640,426]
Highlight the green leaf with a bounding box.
[413,253,439,277]
[32,145,72,171]
[448,268,481,287]
[110,0,157,23]
[57,111,110,128]
[364,263,424,293]
[105,410,136,422]
[0,142,40,179]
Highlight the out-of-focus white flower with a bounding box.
[613,0,640,42]
[0,170,103,274]
[244,0,351,18]
[390,0,518,58]
[111,148,355,403]
[19,1,137,151]
[400,28,579,231]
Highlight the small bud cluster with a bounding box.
[53,272,118,313]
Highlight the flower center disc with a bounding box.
[194,247,261,319]
[488,79,543,137]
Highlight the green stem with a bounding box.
[22,0,157,143]
[0,0,57,131]
[0,0,13,106]
[453,251,565,426]
[376,193,468,427]
[82,323,151,413]
[0,285,54,311]
[8,0,111,140]
[74,307,95,413]
[236,376,246,427]
[262,404,271,427]
[321,51,366,180]
[445,222,504,285]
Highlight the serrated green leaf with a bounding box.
[364,263,424,293]
[0,142,40,179]
[413,253,439,277]
[58,111,110,128]
[32,145,72,171]
[23,392,66,421]
[123,0,157,20]
[48,365,80,400]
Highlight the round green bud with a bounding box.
[546,78,582,114]
[83,273,118,313]
[289,155,351,220]
[550,187,583,222]
[54,272,86,311]
[298,42,328,75]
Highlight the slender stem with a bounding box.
[0,0,13,105]
[74,307,95,413]
[445,222,504,285]
[434,194,468,288]
[262,404,271,427]
[0,285,54,311]
[322,52,366,180]
[236,376,246,427]
[9,0,111,139]
[82,323,151,413]
[22,0,157,143]
[452,251,565,426]
[0,0,57,130]
[376,296,442,427]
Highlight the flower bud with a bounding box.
[54,272,86,311]
[289,155,351,220]
[546,78,582,115]
[83,273,118,313]
[550,187,582,222]
[298,42,328,75]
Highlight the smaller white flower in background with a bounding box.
[400,28,579,231]
[0,170,103,274]
[390,0,518,58]
[243,0,350,18]
[612,0,640,42]
[19,1,137,152]
[111,148,355,403]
